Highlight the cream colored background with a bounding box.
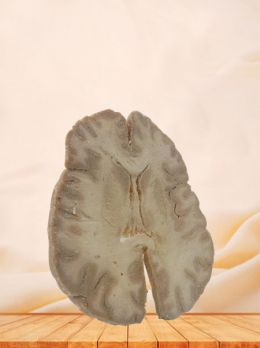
[0,0,260,313]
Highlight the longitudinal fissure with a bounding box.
[136,164,150,229]
[127,120,132,146]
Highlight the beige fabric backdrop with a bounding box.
[0,0,259,313]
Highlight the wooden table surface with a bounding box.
[0,314,259,348]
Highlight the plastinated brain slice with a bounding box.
[48,109,214,325]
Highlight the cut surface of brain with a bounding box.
[48,109,214,325]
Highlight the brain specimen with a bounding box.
[48,109,214,325]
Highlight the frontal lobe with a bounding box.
[48,109,214,325]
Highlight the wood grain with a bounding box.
[20,315,78,343]
[0,315,62,347]
[98,323,127,348]
[38,315,91,348]
[216,315,260,334]
[128,318,157,348]
[167,317,218,348]
[0,314,259,348]
[0,315,31,327]
[146,315,188,348]
[0,315,80,348]
[183,315,260,348]
[0,316,38,335]
[69,318,105,348]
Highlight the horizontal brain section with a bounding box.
[48,109,214,325]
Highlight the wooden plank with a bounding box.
[38,315,90,348]
[0,316,38,334]
[69,319,106,348]
[0,316,31,327]
[0,315,45,338]
[98,322,127,348]
[241,315,260,325]
[182,313,260,316]
[196,314,260,338]
[215,315,260,334]
[21,315,79,343]
[0,315,80,348]
[146,315,187,348]
[183,315,260,347]
[168,317,218,348]
[0,315,67,346]
[0,314,259,348]
[9,311,260,315]
[128,318,157,348]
